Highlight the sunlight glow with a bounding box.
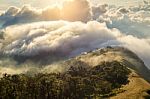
[41,0,90,22]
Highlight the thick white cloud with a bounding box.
[1,0,149,37]
[0,0,150,75]
[3,21,118,57]
[0,0,91,27]
[1,21,150,69]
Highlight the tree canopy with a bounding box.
[0,60,131,99]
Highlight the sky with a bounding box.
[0,0,149,10]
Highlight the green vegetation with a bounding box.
[0,61,131,99]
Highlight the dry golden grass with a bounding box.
[111,71,150,99]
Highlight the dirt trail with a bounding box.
[111,71,150,99]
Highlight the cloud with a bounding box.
[0,6,40,27]
[0,0,91,27]
[0,0,150,29]
[3,21,118,57]
[92,4,108,20]
[97,2,150,38]
[0,0,150,75]
[61,0,91,21]
[0,21,150,70]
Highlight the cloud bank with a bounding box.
[0,21,150,69]
[0,0,150,39]
[97,2,150,38]
[0,0,91,27]
[0,0,150,75]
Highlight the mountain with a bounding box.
[0,46,150,99]
[71,46,150,82]
[63,46,150,98]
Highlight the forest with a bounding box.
[0,60,131,99]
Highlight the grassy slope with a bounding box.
[111,71,150,99]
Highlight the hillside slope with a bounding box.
[74,47,150,82]
[111,71,150,99]
[0,47,150,99]
[64,47,150,98]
